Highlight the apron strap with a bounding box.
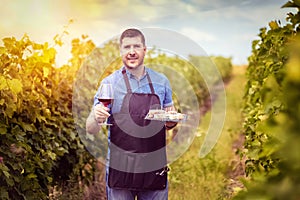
[122,69,132,93]
[122,68,155,94]
[146,73,155,94]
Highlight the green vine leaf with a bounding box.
[7,78,23,95]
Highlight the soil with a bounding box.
[224,133,246,198]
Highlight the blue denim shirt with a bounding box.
[93,66,173,113]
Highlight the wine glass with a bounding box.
[97,83,114,126]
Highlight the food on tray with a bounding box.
[145,109,187,122]
[146,109,164,119]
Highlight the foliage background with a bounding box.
[1,1,300,198]
[0,26,232,199]
[234,1,300,199]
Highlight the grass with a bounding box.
[168,66,247,200]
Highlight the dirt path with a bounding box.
[222,66,247,198]
[224,133,246,198]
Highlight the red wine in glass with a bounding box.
[98,98,112,107]
[97,83,114,125]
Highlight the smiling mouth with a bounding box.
[127,56,138,60]
[127,58,138,62]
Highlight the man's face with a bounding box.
[120,36,146,70]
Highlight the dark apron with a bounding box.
[108,69,168,191]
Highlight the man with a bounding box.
[86,28,177,200]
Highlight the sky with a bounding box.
[0,0,296,66]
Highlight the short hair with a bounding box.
[120,28,145,46]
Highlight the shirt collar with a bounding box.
[122,66,148,81]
